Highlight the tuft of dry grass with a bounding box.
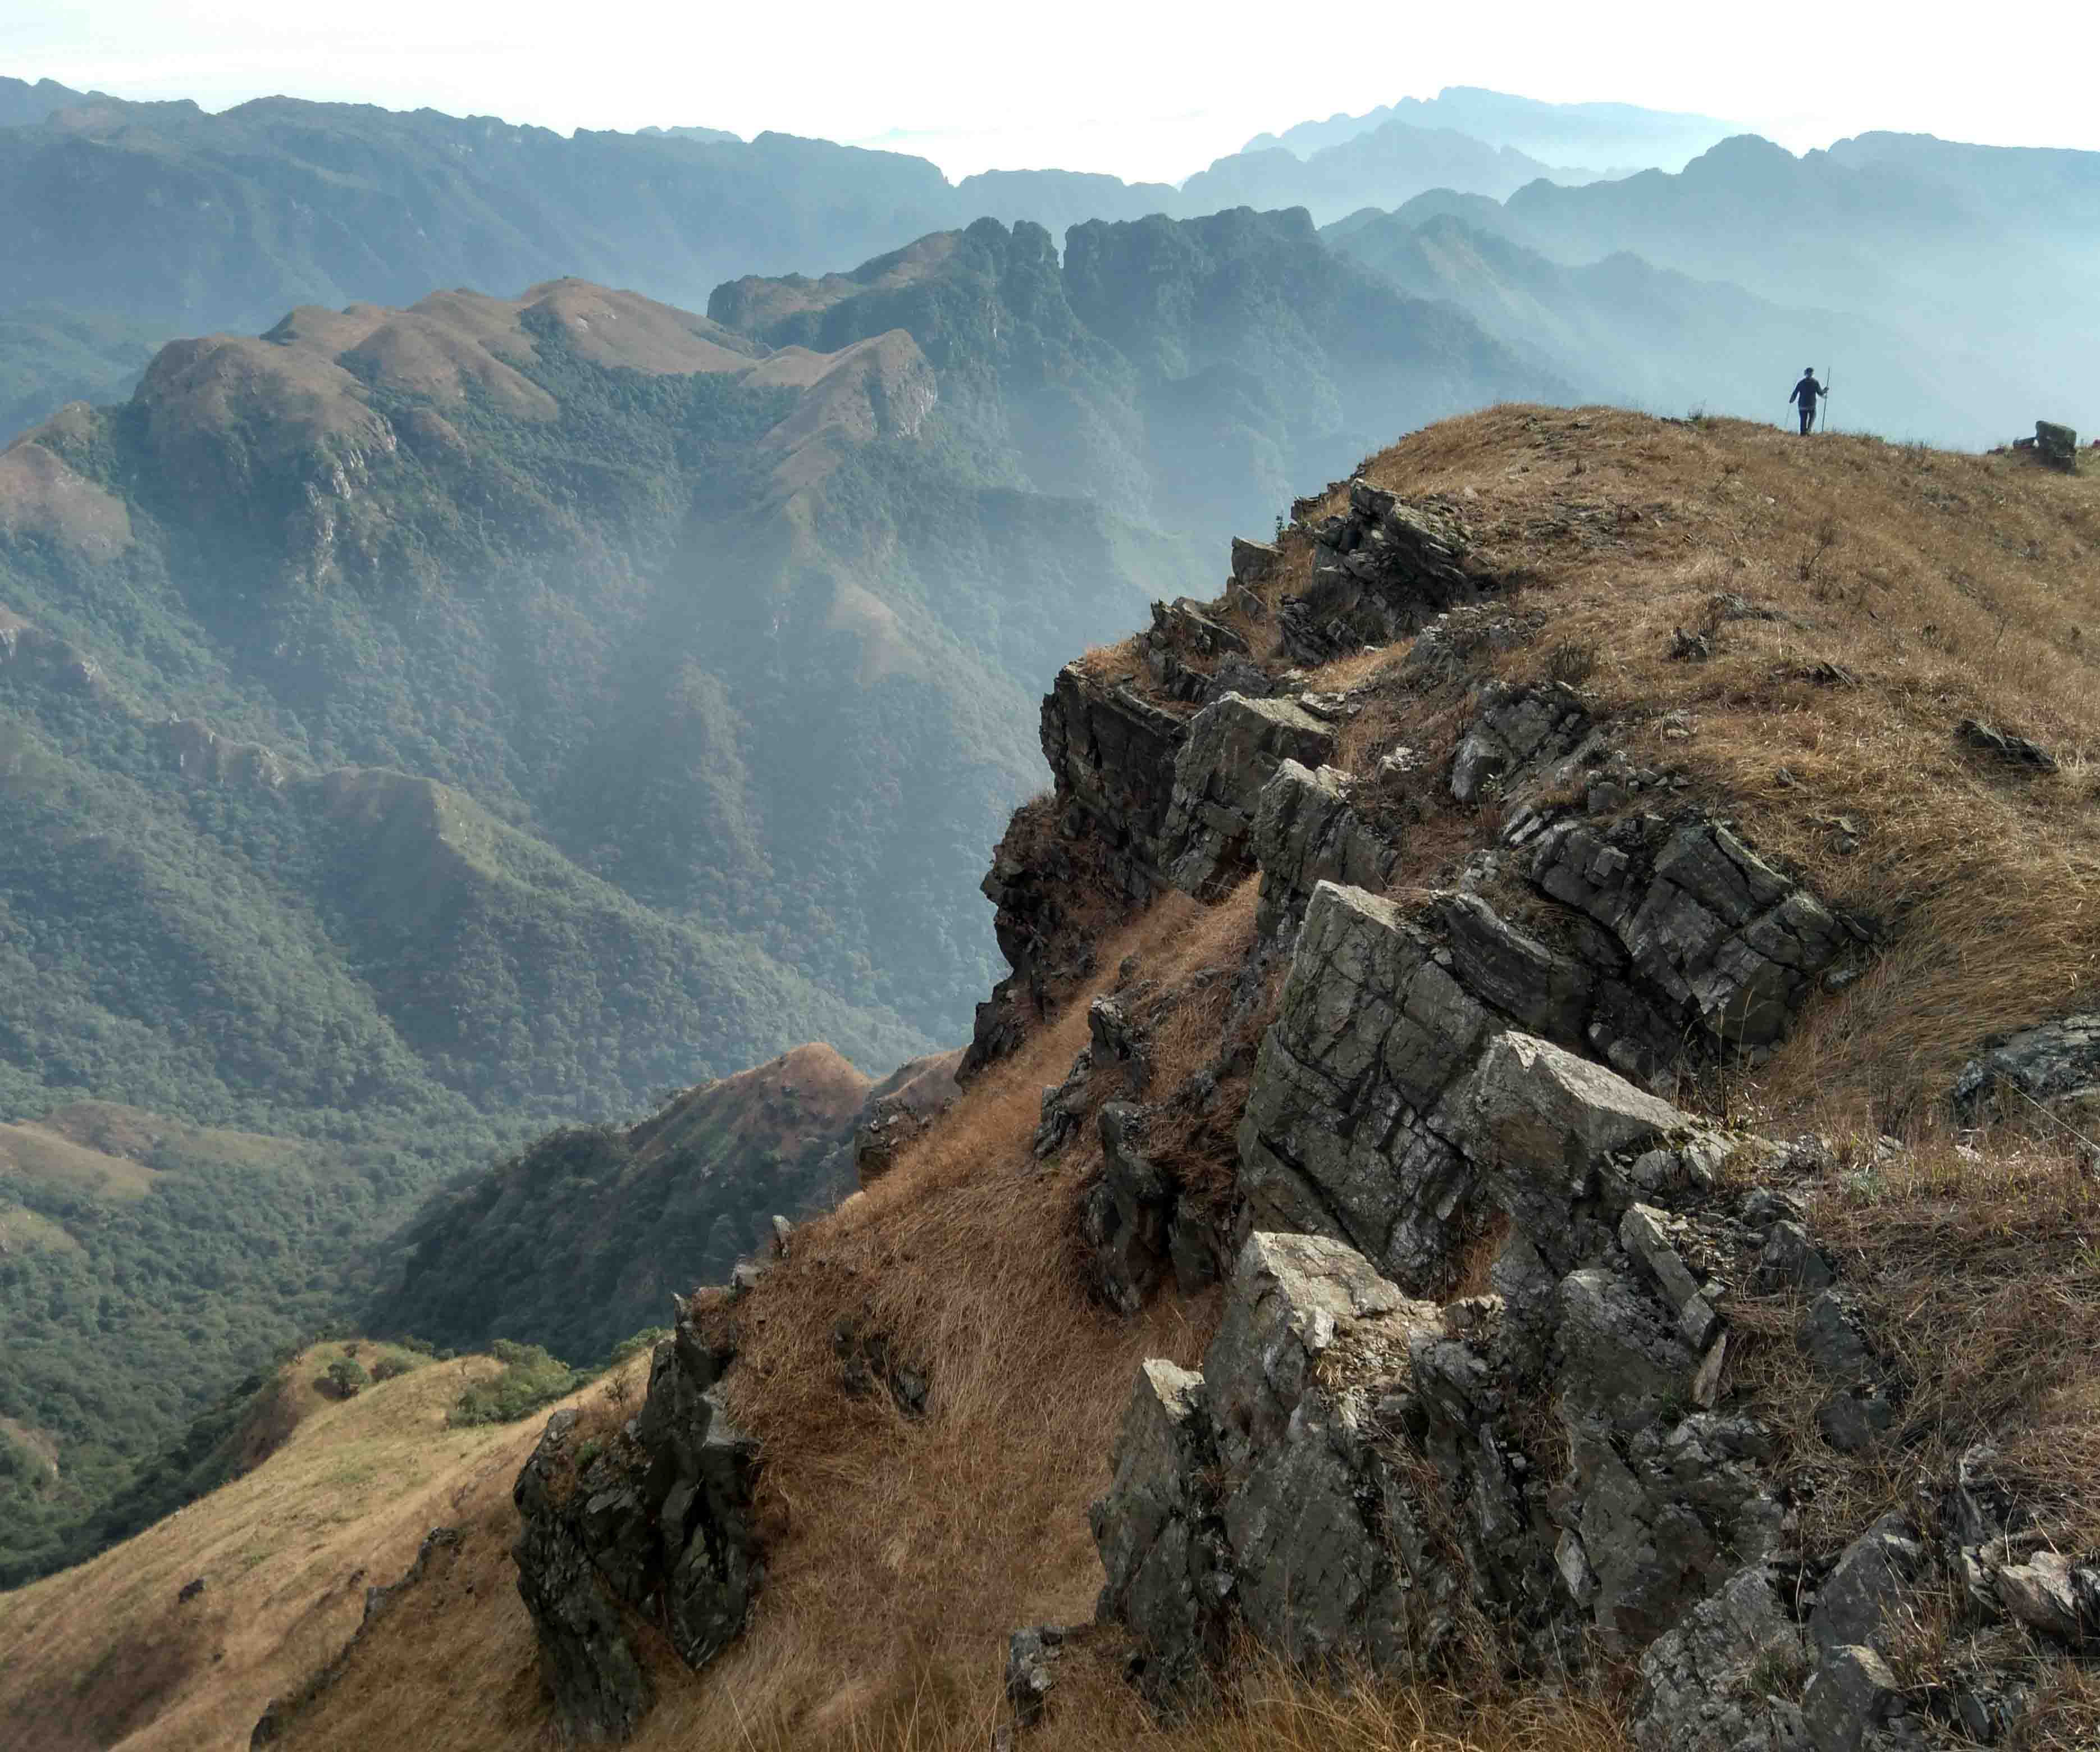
[1728,1126,2100,1556]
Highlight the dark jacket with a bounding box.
[1791,375,1824,407]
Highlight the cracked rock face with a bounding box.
[1282,482,1486,665]
[1236,882,1494,1294]
[1252,758,1403,941]
[1159,693,1339,902]
[1951,1011,2100,1130]
[512,1299,761,1742]
[1091,1014,2078,1749]
[1237,880,1697,1298]
[1528,813,1852,1051]
[1039,663,1188,901]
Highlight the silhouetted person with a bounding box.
[1789,368,1827,435]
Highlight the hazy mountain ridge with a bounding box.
[0,74,93,129]
[1326,208,1978,435]
[1244,84,1736,171]
[0,81,1694,436]
[1177,121,1582,227]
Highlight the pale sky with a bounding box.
[6,0,2095,183]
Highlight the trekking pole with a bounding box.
[1820,363,1833,432]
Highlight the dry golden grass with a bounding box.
[1725,1128,2100,1555]
[0,1341,628,1752]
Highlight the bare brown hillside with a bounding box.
[11,408,2100,1752]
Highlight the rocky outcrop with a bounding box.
[1448,679,1591,805]
[2035,419,2079,472]
[1038,664,1189,902]
[0,605,107,696]
[1523,810,1854,1054]
[159,717,289,788]
[966,668,1189,1075]
[1281,481,1487,665]
[1080,1103,1175,1315]
[512,1298,761,1742]
[1094,1034,2070,1748]
[1249,759,1402,938]
[1137,597,1268,707]
[1159,694,1339,901]
[1236,880,1715,1297]
[1951,1012,2100,1132]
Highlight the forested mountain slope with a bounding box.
[0,83,1646,435]
[0,218,1546,1582]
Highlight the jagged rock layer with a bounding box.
[1092,1047,2088,1747]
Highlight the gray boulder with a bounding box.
[1633,1564,1808,1752]
[1161,694,1338,901]
[512,1412,655,1742]
[1089,1358,1226,1702]
[1038,662,1189,900]
[1801,1644,1910,1751]
[1449,682,1591,805]
[1081,1103,1174,1315]
[1250,759,1400,939]
[1236,882,1493,1293]
[1952,1011,2100,1128]
[1810,1514,1925,1656]
[1531,814,1851,1049]
[1456,1033,1687,1275]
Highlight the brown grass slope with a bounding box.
[14,408,2100,1752]
[0,1341,615,1752]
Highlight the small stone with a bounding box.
[1802,1644,1902,1752]
[1690,1333,1728,1408]
[1801,1290,1874,1380]
[1005,1625,1066,1727]
[1759,1220,1837,1291]
[1810,1514,1925,1655]
[1993,1549,2095,1641]
[1556,1530,1599,1604]
[1818,1386,1899,1453]
[1956,717,2058,773]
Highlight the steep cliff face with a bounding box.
[135,407,2088,1752]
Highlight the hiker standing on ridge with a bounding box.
[1789,367,1828,435]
